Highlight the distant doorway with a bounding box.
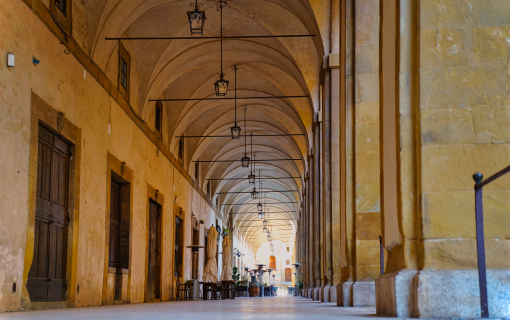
[147,200,162,300]
[285,268,292,283]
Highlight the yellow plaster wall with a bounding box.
[0,0,222,312]
[419,1,510,270]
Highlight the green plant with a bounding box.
[298,280,304,290]
[232,266,240,282]
[236,279,249,286]
[185,279,191,287]
[222,227,229,235]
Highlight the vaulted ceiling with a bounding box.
[84,0,327,253]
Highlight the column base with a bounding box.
[375,270,417,318]
[375,270,510,319]
[337,282,353,307]
[353,281,375,307]
[313,287,320,300]
[320,285,332,302]
[308,288,314,299]
[330,285,337,303]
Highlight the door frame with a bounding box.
[102,153,133,304]
[145,184,164,302]
[172,203,185,300]
[23,92,81,309]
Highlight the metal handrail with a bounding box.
[472,164,510,319]
[379,236,384,275]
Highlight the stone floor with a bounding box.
[0,297,393,320]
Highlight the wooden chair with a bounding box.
[220,281,235,300]
[176,281,189,301]
[203,282,213,300]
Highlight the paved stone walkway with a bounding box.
[0,297,394,320]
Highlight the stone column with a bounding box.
[331,0,342,304]
[308,155,314,298]
[314,122,321,297]
[352,0,381,307]
[338,0,356,307]
[321,64,333,303]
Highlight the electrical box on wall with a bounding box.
[7,53,15,67]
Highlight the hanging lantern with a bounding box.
[267,235,271,241]
[248,173,255,183]
[263,220,267,227]
[187,0,207,35]
[251,189,258,200]
[258,212,265,220]
[241,156,250,168]
[214,74,229,96]
[231,124,241,139]
[257,203,262,212]
[263,227,268,233]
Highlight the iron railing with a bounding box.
[379,235,384,275]
[473,165,510,318]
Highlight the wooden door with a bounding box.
[269,256,276,269]
[109,180,121,268]
[285,268,292,282]
[27,125,70,302]
[147,200,161,300]
[174,216,183,278]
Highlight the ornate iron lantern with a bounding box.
[267,235,271,241]
[251,188,258,199]
[249,173,255,183]
[240,106,250,167]
[258,211,265,220]
[263,227,268,233]
[257,203,262,211]
[215,74,229,96]
[230,65,240,138]
[214,2,228,96]
[242,156,251,168]
[231,125,241,139]
[263,219,268,227]
[187,0,206,35]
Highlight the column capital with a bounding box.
[323,53,340,70]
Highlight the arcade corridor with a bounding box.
[2,0,510,319]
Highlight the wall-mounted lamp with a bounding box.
[33,57,40,65]
[199,219,205,224]
[7,53,15,67]
[121,162,126,176]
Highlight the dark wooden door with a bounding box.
[27,125,70,302]
[174,217,183,278]
[147,200,161,300]
[109,180,121,268]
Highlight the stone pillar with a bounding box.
[308,155,315,297]
[339,0,381,308]
[338,0,356,308]
[330,0,342,305]
[313,122,321,298]
[321,63,333,303]
[352,0,381,307]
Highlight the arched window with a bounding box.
[269,255,276,269]
[285,268,292,282]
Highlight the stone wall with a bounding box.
[0,0,251,312]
